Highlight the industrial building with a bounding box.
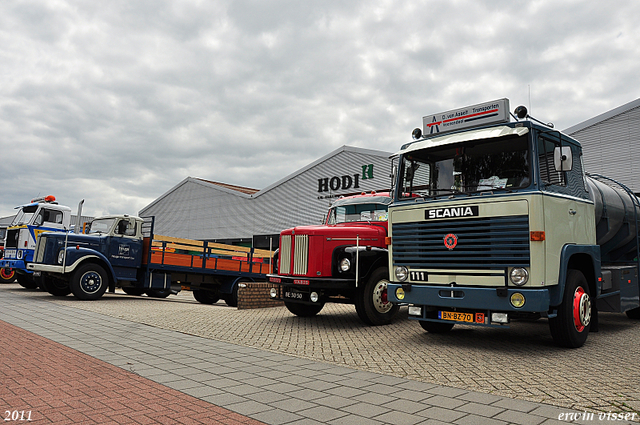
[564,98,640,193]
[139,145,394,247]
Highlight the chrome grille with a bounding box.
[392,215,530,269]
[34,236,47,263]
[279,235,291,274]
[293,235,309,275]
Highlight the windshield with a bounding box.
[327,203,389,224]
[398,135,530,198]
[87,218,116,234]
[11,206,38,226]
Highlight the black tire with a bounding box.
[122,287,145,296]
[17,273,39,289]
[284,301,324,317]
[549,269,591,348]
[70,264,109,300]
[0,268,15,283]
[146,288,172,298]
[223,280,246,307]
[626,307,640,320]
[39,275,71,297]
[354,267,399,326]
[419,320,455,333]
[193,289,220,304]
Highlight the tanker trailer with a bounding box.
[587,175,640,317]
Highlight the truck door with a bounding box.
[108,218,143,280]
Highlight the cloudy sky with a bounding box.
[1,0,639,219]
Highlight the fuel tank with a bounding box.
[587,175,640,262]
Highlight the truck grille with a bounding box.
[280,235,292,274]
[392,215,530,269]
[34,236,47,263]
[279,234,309,275]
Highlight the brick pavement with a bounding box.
[2,284,639,424]
[0,319,264,424]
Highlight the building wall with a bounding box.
[566,101,640,192]
[140,146,393,242]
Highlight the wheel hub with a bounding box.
[81,272,102,294]
[373,280,393,314]
[572,287,591,332]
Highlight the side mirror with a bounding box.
[554,146,573,172]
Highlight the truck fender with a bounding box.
[219,276,255,295]
[551,244,601,307]
[63,247,118,288]
[341,246,388,281]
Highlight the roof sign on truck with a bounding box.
[422,98,510,136]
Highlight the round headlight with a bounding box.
[269,288,278,298]
[17,250,23,260]
[395,287,405,300]
[58,250,65,265]
[510,292,526,308]
[339,258,351,272]
[395,266,408,282]
[310,292,319,303]
[510,267,529,286]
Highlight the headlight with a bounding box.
[395,266,408,282]
[58,250,65,265]
[310,292,319,303]
[509,267,529,286]
[395,287,405,300]
[269,288,278,298]
[17,250,23,260]
[339,258,351,272]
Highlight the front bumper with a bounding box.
[388,283,551,313]
[1,259,28,272]
[267,274,354,290]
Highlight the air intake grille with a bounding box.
[34,236,46,263]
[293,235,309,275]
[392,215,530,269]
[279,235,291,274]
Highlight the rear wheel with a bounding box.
[17,274,38,289]
[354,267,399,325]
[70,264,108,300]
[626,307,640,320]
[0,268,15,283]
[284,301,324,317]
[146,288,172,298]
[122,287,145,296]
[193,289,220,304]
[549,269,591,348]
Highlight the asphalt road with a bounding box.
[3,283,639,417]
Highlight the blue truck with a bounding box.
[27,214,271,303]
[386,98,640,348]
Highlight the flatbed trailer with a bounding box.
[28,215,272,305]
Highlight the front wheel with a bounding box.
[284,301,324,317]
[354,267,399,326]
[626,307,640,320]
[70,264,108,300]
[39,275,71,297]
[549,269,591,348]
[0,268,15,283]
[17,274,39,289]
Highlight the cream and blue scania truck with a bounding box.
[386,98,640,348]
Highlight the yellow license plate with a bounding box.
[439,311,474,322]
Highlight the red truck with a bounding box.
[267,192,398,325]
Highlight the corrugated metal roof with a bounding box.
[564,98,640,134]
